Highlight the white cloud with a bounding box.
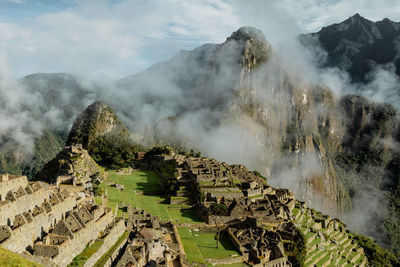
[0,0,399,78]
[278,0,400,32]
[0,0,244,78]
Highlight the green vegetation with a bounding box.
[252,170,267,181]
[0,127,65,180]
[144,146,174,158]
[353,233,400,266]
[215,264,248,267]
[99,170,202,223]
[193,231,239,259]
[92,178,104,196]
[89,136,141,169]
[0,246,43,267]
[210,203,229,216]
[94,231,129,267]
[68,239,104,267]
[178,227,205,264]
[178,228,240,264]
[249,193,263,199]
[284,230,306,267]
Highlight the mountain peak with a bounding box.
[227,26,268,44]
[225,27,271,69]
[351,13,362,19]
[303,14,400,82]
[345,13,372,25]
[67,101,130,150]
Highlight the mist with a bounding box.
[1,0,400,250]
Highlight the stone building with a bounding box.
[33,203,115,266]
[227,218,292,266]
[119,206,183,267]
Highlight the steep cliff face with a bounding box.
[0,73,98,179]
[229,59,344,213]
[226,29,346,215]
[6,19,400,251]
[300,14,400,251]
[116,27,345,214]
[0,126,65,179]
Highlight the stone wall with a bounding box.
[84,218,125,267]
[51,210,114,266]
[172,224,186,266]
[100,234,129,267]
[206,256,243,265]
[0,186,55,226]
[260,256,291,267]
[0,175,28,198]
[1,195,77,253]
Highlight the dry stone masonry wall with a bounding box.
[0,174,123,267]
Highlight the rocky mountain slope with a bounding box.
[0,73,99,179]
[67,101,130,150]
[300,14,400,252]
[302,13,400,83]
[66,101,141,168]
[116,26,344,214]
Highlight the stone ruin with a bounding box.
[117,205,184,267]
[150,153,368,267]
[0,174,125,267]
[227,218,291,266]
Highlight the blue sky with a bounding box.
[0,0,399,79]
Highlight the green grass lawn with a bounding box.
[193,231,240,259]
[178,227,206,264]
[99,170,203,223]
[178,227,240,264]
[0,247,43,267]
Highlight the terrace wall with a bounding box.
[0,175,27,197]
[0,186,54,226]
[1,195,77,253]
[98,234,129,267]
[84,218,125,267]
[51,210,114,266]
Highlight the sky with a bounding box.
[0,0,400,79]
